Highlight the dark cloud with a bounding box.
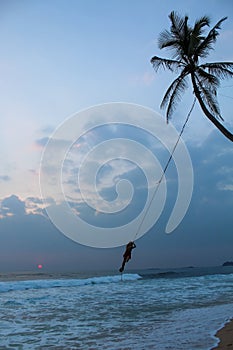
[40,125,55,134]
[35,137,50,147]
[188,130,233,203]
[0,129,232,271]
[35,135,70,149]
[0,212,122,272]
[0,196,52,218]
[1,195,26,216]
[0,175,11,182]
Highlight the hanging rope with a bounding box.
[133,98,196,241]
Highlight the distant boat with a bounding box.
[222,261,233,266]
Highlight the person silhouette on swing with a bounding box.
[119,241,136,273]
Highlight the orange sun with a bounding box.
[37,264,43,269]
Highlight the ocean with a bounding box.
[0,266,233,349]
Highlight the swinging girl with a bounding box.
[119,241,136,273]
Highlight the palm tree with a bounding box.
[151,11,233,141]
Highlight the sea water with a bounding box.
[0,266,233,349]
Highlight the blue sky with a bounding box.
[0,0,233,271]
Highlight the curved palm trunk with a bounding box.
[191,73,233,142]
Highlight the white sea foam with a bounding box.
[0,273,142,293]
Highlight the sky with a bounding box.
[0,0,233,272]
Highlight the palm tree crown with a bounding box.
[151,11,233,141]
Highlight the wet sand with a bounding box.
[212,319,233,349]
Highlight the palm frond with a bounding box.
[160,73,185,109]
[161,73,189,122]
[169,11,188,39]
[188,16,210,55]
[214,17,228,30]
[196,67,220,89]
[158,30,186,62]
[150,56,183,72]
[158,29,175,49]
[165,12,192,60]
[194,17,227,60]
[202,88,222,120]
[193,16,210,33]
[200,62,233,79]
[195,74,222,120]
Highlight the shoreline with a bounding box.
[212,319,233,350]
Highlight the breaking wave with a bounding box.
[0,273,142,293]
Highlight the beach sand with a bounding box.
[212,319,233,349]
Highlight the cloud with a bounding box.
[0,175,11,182]
[129,71,155,86]
[40,125,55,134]
[187,130,233,208]
[0,124,233,271]
[26,197,43,205]
[0,195,26,217]
[0,195,55,218]
[0,210,124,272]
[218,184,233,191]
[35,137,50,148]
[24,196,55,215]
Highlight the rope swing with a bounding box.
[118,99,196,274]
[133,98,196,241]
